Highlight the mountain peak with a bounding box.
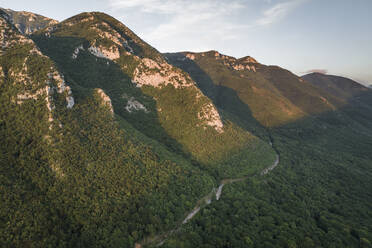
[238,55,258,64]
[54,11,164,63]
[0,7,58,34]
[33,11,226,134]
[302,72,370,100]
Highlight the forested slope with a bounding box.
[31,12,275,178]
[0,10,216,247]
[1,8,372,248]
[162,51,372,248]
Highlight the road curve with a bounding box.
[136,149,280,248]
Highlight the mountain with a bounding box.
[30,12,275,176]
[2,9,372,248]
[302,72,372,127]
[164,51,346,130]
[302,72,371,101]
[0,8,58,34]
[0,10,275,247]
[0,10,217,247]
[163,51,372,247]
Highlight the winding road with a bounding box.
[136,146,280,248]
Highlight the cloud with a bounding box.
[109,0,244,15]
[107,0,307,52]
[256,0,306,26]
[108,0,247,50]
[304,69,328,74]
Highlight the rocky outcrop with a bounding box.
[133,58,194,88]
[72,45,84,59]
[88,45,120,60]
[198,103,223,133]
[125,97,148,113]
[37,12,225,132]
[89,22,134,53]
[48,72,74,109]
[183,51,258,72]
[0,16,34,49]
[0,8,58,34]
[1,13,74,128]
[95,88,113,113]
[132,57,224,132]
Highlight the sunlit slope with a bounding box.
[165,51,343,128]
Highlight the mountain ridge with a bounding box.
[1,9,372,248]
[302,72,371,100]
[30,11,276,175]
[0,7,58,34]
[164,51,346,130]
[0,11,220,246]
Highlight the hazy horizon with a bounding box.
[1,0,371,86]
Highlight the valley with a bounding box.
[138,147,280,248]
[1,7,372,248]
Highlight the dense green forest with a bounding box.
[1,9,372,248]
[162,113,372,247]
[31,12,275,178]
[159,51,372,248]
[0,13,216,247]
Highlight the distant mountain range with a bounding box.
[1,7,372,248]
[302,72,370,100]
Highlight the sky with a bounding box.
[1,0,371,85]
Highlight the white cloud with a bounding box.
[108,0,247,51]
[257,0,306,26]
[108,0,307,52]
[109,0,243,14]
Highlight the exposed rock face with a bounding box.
[1,12,74,127]
[88,45,120,60]
[72,45,84,59]
[198,103,223,133]
[64,15,95,26]
[60,12,162,62]
[183,51,258,72]
[132,57,224,132]
[89,22,134,54]
[37,12,225,132]
[185,53,195,60]
[133,58,194,88]
[125,97,148,113]
[48,72,74,109]
[240,56,258,64]
[0,8,58,34]
[96,88,113,113]
[0,15,34,49]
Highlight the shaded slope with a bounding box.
[302,72,371,100]
[303,72,372,128]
